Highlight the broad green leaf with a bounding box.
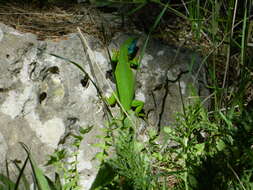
[20,143,51,190]
[89,162,116,190]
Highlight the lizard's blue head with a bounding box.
[128,38,139,60]
[128,38,138,55]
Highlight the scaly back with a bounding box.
[115,38,136,111]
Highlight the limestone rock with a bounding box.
[0,23,104,189]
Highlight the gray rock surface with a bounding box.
[0,23,104,189]
[0,23,208,189]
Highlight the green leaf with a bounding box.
[0,184,6,190]
[134,142,144,153]
[0,173,15,190]
[89,162,116,190]
[194,143,205,156]
[219,111,233,128]
[94,152,107,161]
[90,0,112,7]
[79,126,93,135]
[46,149,66,166]
[93,143,107,149]
[188,173,198,189]
[45,155,58,166]
[13,156,30,190]
[20,143,51,190]
[139,1,169,64]
[45,175,58,190]
[56,149,67,160]
[125,1,147,16]
[164,127,172,134]
[54,173,62,190]
[148,129,157,140]
[216,139,226,152]
[74,135,83,141]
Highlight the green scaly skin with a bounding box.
[108,38,144,117]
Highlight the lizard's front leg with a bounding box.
[129,57,140,69]
[131,99,144,116]
[106,91,117,106]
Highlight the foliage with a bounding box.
[45,126,93,190]
[88,0,253,189]
[0,0,252,189]
[0,126,92,190]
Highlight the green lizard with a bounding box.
[107,37,144,117]
[90,38,145,190]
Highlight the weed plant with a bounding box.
[89,0,253,189]
[0,126,92,190]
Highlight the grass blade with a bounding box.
[45,175,58,190]
[5,159,10,181]
[240,0,248,66]
[0,173,15,190]
[125,2,147,16]
[20,142,51,190]
[54,173,62,190]
[139,2,169,64]
[14,156,30,190]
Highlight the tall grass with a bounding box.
[89,0,253,189]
